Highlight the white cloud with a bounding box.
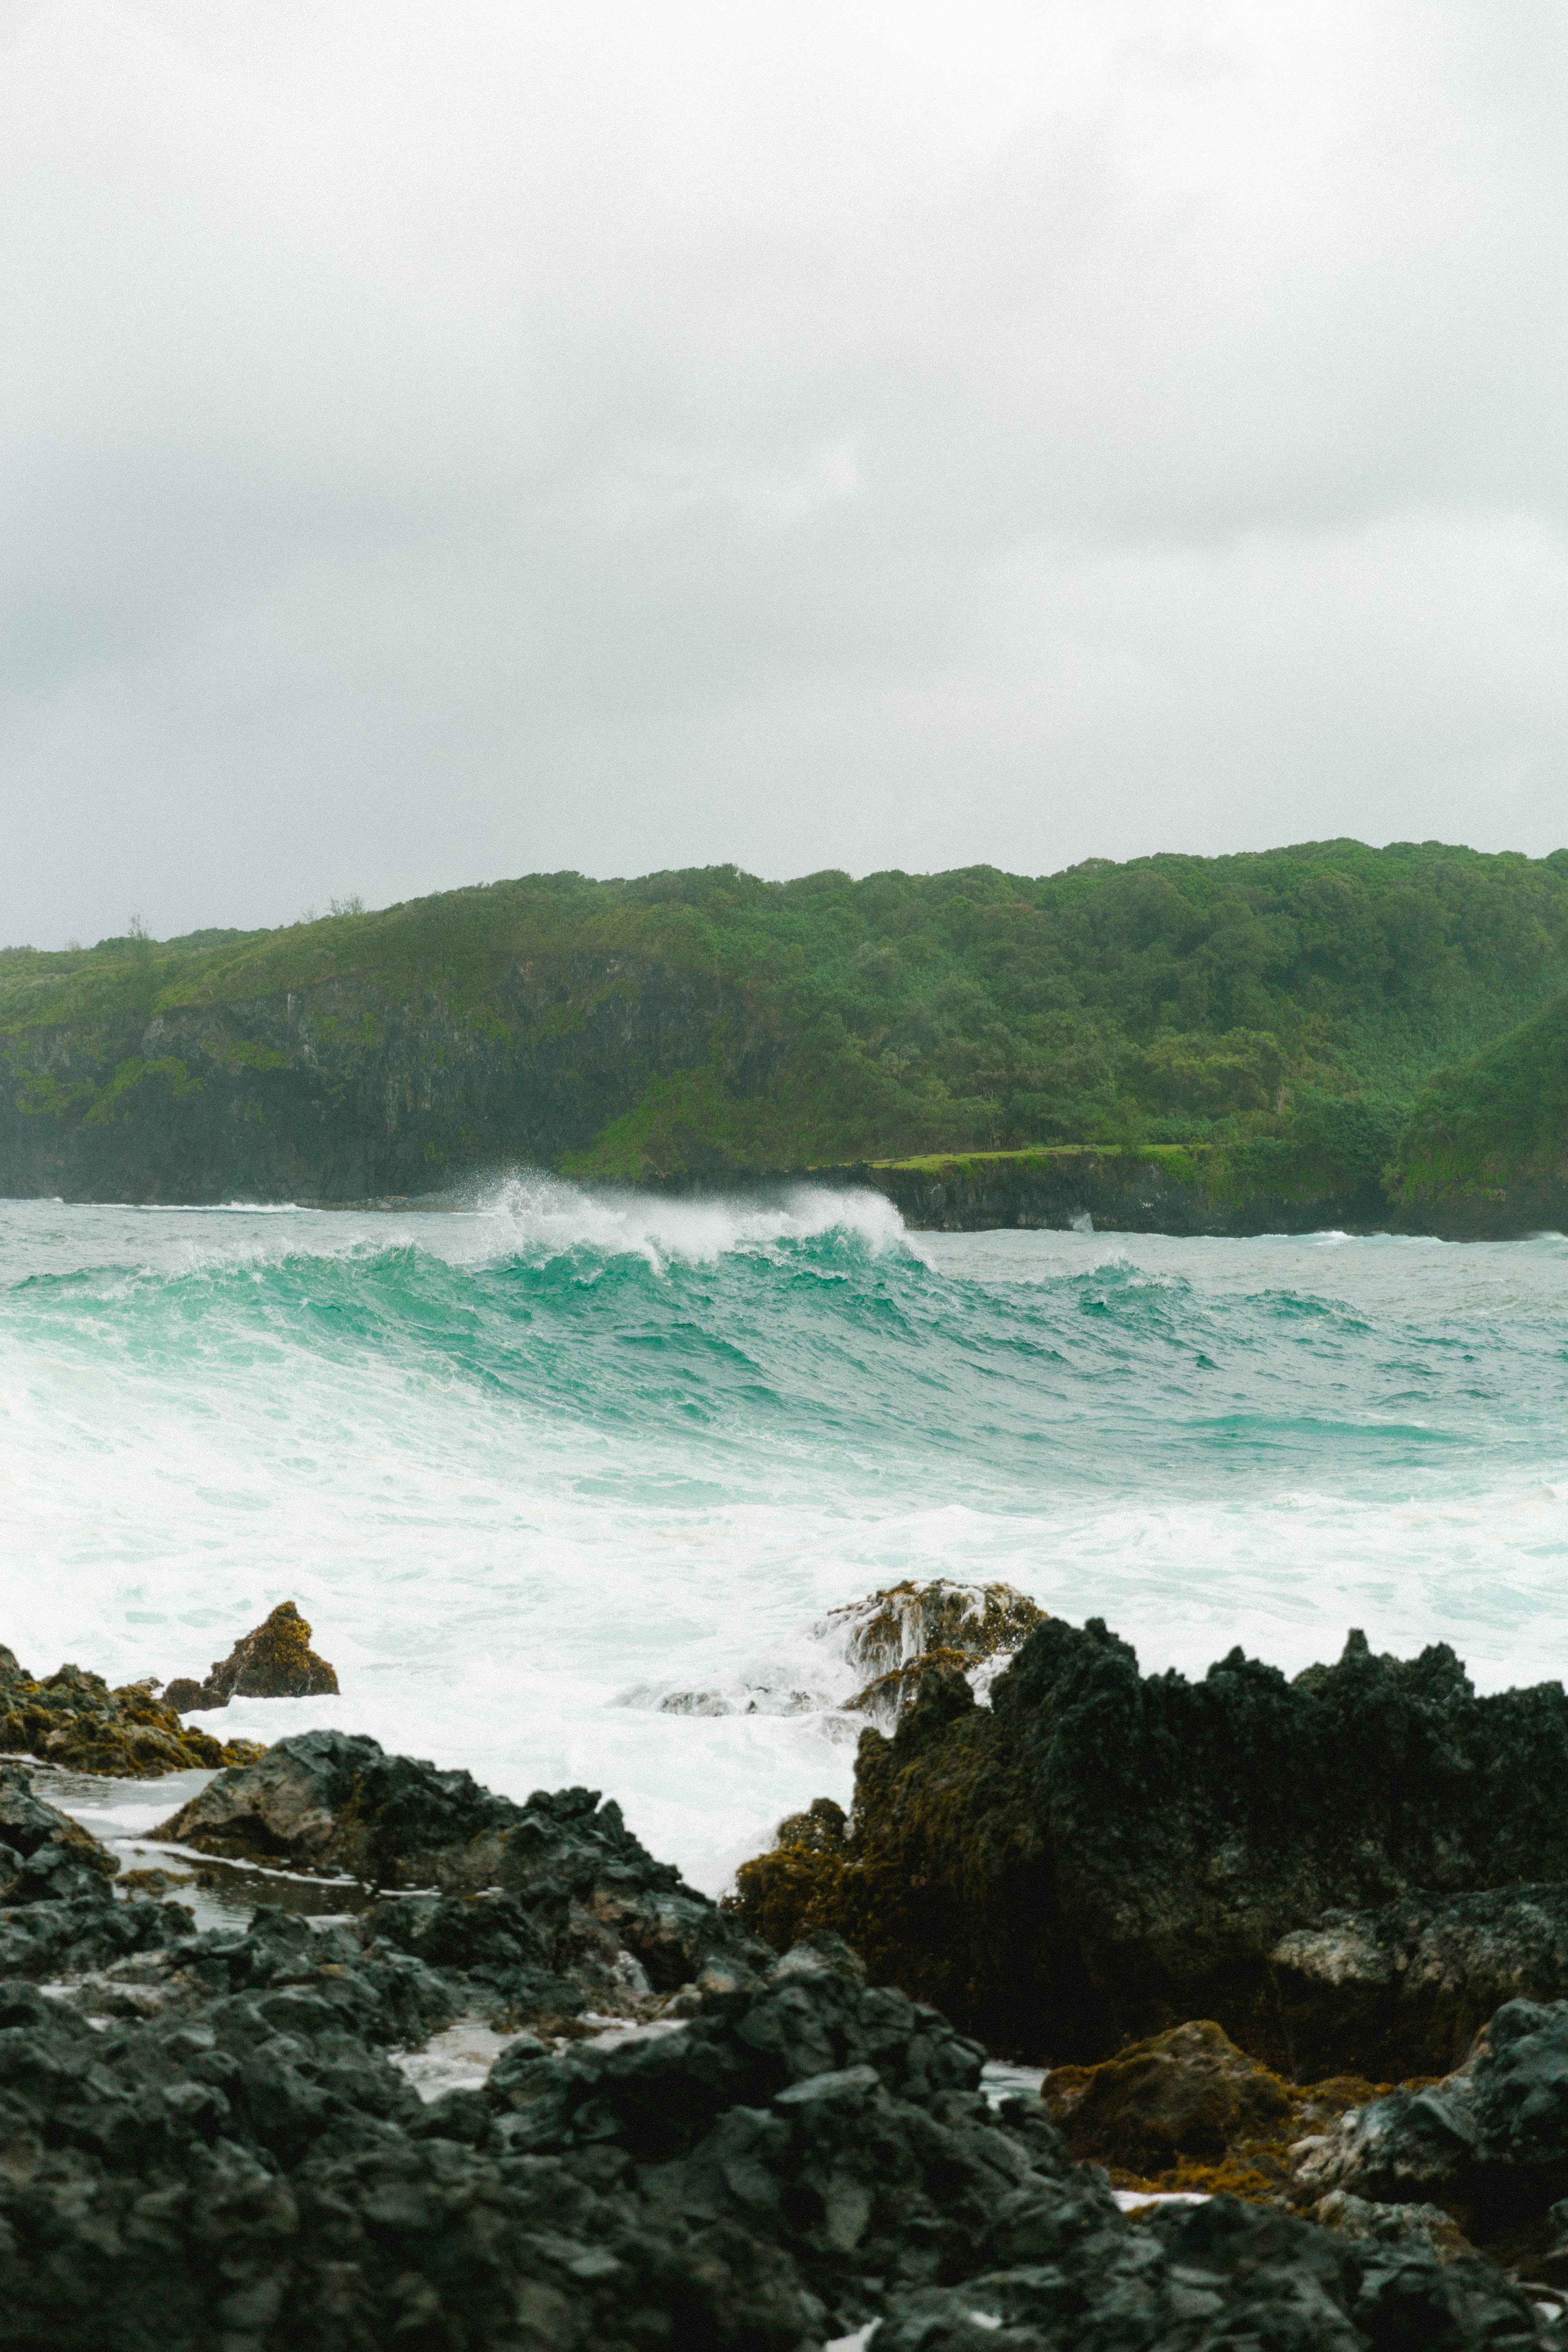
[1,0,1565,942]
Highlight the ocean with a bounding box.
[3,1179,1567,1897]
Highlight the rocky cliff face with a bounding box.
[0,953,782,1203]
[825,1151,1393,1238]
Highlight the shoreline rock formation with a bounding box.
[732,1616,1568,2070]
[155,1729,774,2003]
[11,1614,1568,2341]
[163,1601,339,1712]
[828,1578,1047,1727]
[3,1760,1564,2347]
[0,1644,263,1775]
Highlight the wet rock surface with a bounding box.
[1,1760,205,1984]
[159,1731,774,1993]
[869,2195,1557,2352]
[735,1619,1568,2062]
[163,1600,340,1712]
[0,1645,263,1776]
[1296,1998,1568,2243]
[2,1751,1565,2347]
[830,1579,1048,1728]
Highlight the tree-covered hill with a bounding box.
[2,839,1566,1205]
[1391,987,1568,1232]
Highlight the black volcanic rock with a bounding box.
[159,1732,773,1995]
[356,1887,592,2025]
[1269,1886,1568,2082]
[734,1621,1568,2060]
[0,1741,1563,2348]
[871,2194,1556,2352]
[1296,1998,1568,2240]
[156,1727,522,1883]
[0,1760,120,1900]
[0,1761,201,1981]
[1,1930,1558,2352]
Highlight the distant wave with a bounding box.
[454,1171,914,1270]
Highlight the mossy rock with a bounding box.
[1042,2020,1299,2175]
[824,1579,1047,1681]
[164,1601,339,1711]
[0,1649,261,1777]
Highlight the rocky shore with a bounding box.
[734,1615,1568,2069]
[7,1613,1568,2345]
[0,1642,265,1777]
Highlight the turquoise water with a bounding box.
[3,1178,1567,1890]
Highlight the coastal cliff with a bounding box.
[0,949,778,1203]
[1388,987,1568,1238]
[819,1147,1390,1238]
[3,846,1568,1229]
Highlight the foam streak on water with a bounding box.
[2,1179,1567,1891]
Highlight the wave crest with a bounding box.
[455,1173,912,1272]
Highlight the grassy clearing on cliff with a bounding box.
[4,841,1568,1180]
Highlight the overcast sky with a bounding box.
[2,1,1566,946]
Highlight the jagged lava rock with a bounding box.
[490,1932,1099,2333]
[1268,1886,1568,2082]
[158,1730,772,1991]
[491,1947,1561,2347]
[1312,2191,1474,2266]
[734,1619,1568,2060]
[0,1760,201,1981]
[1,1782,1561,2346]
[357,1886,594,2025]
[870,2194,1557,2352]
[163,1599,339,1711]
[0,1760,120,1902]
[0,1971,822,2352]
[1296,1997,1568,2242]
[0,1644,262,1774]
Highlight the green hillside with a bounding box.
[2,839,1567,1198]
[1392,987,1568,1225]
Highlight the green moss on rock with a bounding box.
[162,1601,339,1712]
[0,1648,263,1776]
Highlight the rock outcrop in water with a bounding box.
[733,1618,1568,2065]
[162,1601,340,1713]
[2,1764,1562,2352]
[0,1644,263,1775]
[829,1579,1048,1727]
